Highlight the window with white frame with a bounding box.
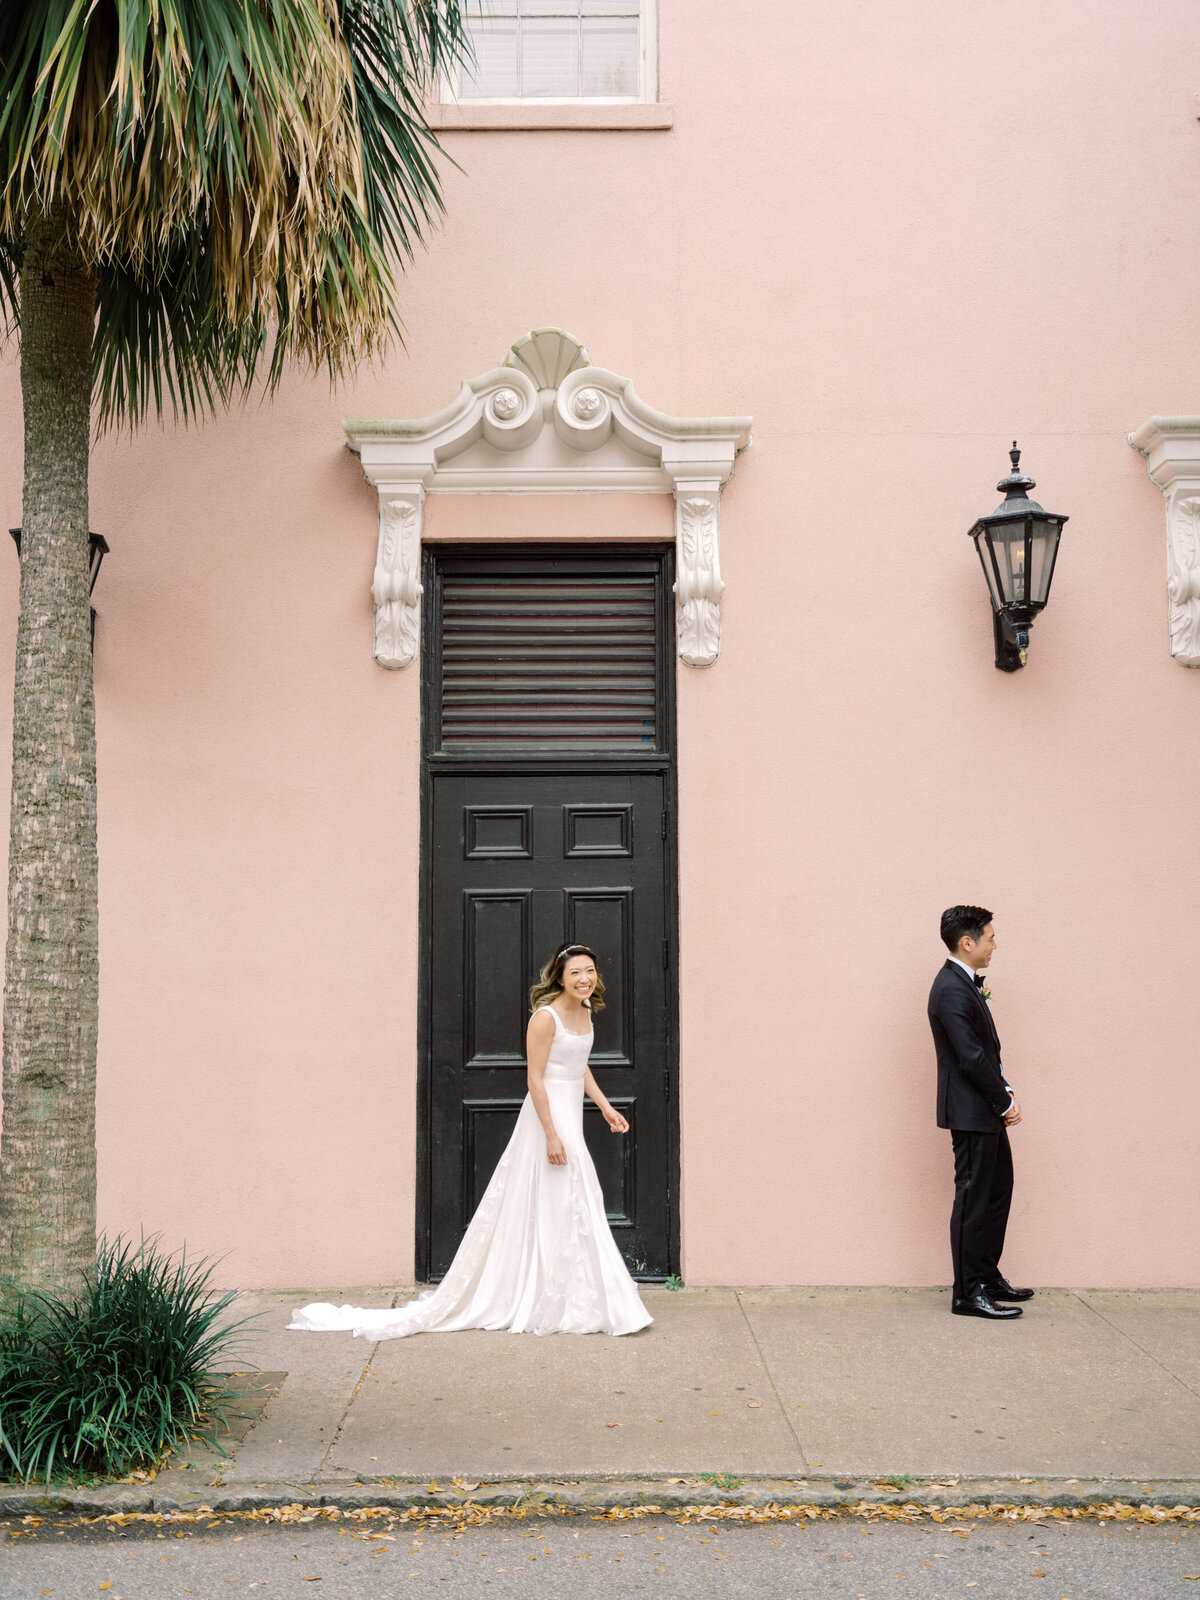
[453,0,656,102]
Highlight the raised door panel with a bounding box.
[464,891,531,1069]
[565,887,634,1066]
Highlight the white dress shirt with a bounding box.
[949,957,1015,1113]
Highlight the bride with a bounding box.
[289,944,652,1339]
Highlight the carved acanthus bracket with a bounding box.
[345,329,751,670]
[1129,416,1200,667]
[1165,493,1200,667]
[372,486,426,670]
[671,483,723,667]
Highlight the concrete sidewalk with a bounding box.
[187,1286,1200,1491]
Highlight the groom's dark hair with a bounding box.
[940,905,993,952]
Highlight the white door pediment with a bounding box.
[344,329,752,669]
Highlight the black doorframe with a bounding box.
[414,541,680,1282]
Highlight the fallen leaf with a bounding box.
[1033,1570,1045,1577]
[747,1402,762,1408]
[428,1480,439,1493]
[707,1411,725,1416]
[606,1422,622,1428]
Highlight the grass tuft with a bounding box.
[0,1235,250,1483]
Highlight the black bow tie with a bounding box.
[973,973,986,989]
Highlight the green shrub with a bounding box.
[0,1235,249,1482]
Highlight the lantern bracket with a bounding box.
[993,610,1028,672]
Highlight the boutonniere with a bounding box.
[979,984,991,1002]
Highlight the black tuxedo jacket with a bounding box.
[928,960,1011,1132]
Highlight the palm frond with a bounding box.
[339,0,468,265]
[1,2,469,428]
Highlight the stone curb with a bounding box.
[3,1477,1200,1518]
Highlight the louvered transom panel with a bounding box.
[438,568,662,751]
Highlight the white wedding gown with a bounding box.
[288,1006,652,1339]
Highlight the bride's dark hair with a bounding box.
[529,943,606,1013]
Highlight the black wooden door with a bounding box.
[418,547,678,1280]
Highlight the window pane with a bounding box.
[580,16,639,95]
[521,18,579,96]
[469,0,517,13]
[521,1,578,13]
[581,0,640,12]
[461,20,519,96]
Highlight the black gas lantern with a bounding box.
[968,444,1067,671]
[10,527,110,645]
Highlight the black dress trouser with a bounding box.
[949,1127,1013,1300]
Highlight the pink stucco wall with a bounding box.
[1,0,1199,1286]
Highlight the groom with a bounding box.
[928,905,1033,1320]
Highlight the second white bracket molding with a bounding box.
[1129,416,1200,667]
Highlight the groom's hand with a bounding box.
[1004,1099,1023,1127]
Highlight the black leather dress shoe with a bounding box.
[985,1279,1035,1302]
[952,1293,1023,1319]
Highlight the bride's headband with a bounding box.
[558,944,589,960]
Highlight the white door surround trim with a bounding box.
[343,329,752,669]
[1130,415,1200,667]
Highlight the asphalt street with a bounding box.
[4,1514,1199,1599]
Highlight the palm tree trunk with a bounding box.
[0,203,98,1292]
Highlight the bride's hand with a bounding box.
[546,1133,567,1166]
[604,1108,629,1134]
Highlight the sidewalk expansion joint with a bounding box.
[734,1288,809,1470]
[313,1291,404,1480]
[1072,1290,1200,1404]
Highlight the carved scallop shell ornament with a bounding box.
[503,328,591,390]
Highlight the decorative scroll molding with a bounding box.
[372,488,425,670]
[1129,416,1200,667]
[344,328,752,669]
[674,486,723,667]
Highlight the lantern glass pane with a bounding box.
[1028,517,1060,605]
[989,521,1027,605]
[974,532,1003,610]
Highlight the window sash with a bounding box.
[452,0,655,103]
